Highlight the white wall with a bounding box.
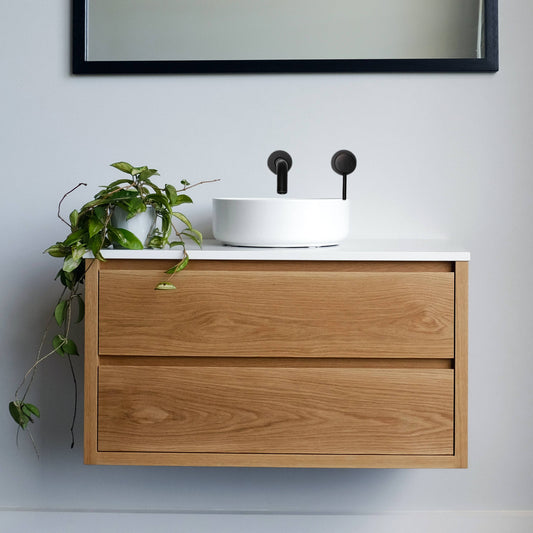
[1,1,532,531]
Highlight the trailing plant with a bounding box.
[9,162,218,454]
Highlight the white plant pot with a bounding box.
[111,206,157,248]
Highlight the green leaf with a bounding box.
[94,206,107,223]
[69,209,79,228]
[122,197,146,219]
[62,228,85,247]
[137,168,159,182]
[9,401,30,429]
[88,234,105,260]
[9,401,21,424]
[81,197,111,210]
[131,165,148,176]
[155,282,176,290]
[143,178,162,195]
[148,235,165,249]
[71,244,87,261]
[180,179,190,186]
[145,193,172,213]
[75,295,85,323]
[63,254,82,273]
[63,338,79,356]
[44,243,68,258]
[108,228,143,250]
[165,255,189,275]
[81,190,136,211]
[54,300,68,327]
[88,218,104,238]
[173,211,193,230]
[183,228,203,247]
[169,241,185,248]
[100,178,132,189]
[164,184,179,205]
[161,212,172,241]
[172,194,193,206]
[107,189,139,202]
[111,161,134,174]
[52,334,66,355]
[22,403,40,419]
[57,269,75,290]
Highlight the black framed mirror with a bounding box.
[72,0,498,74]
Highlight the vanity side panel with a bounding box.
[98,267,455,358]
[84,259,100,464]
[455,261,469,467]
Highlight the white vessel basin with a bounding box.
[212,198,350,247]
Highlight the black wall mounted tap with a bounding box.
[331,150,357,200]
[268,150,293,195]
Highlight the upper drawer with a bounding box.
[98,262,454,357]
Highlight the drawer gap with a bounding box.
[99,356,453,369]
[100,260,454,273]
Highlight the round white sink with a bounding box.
[212,198,350,247]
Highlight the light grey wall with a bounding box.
[1,1,532,531]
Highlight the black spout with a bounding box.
[268,150,292,195]
[275,159,288,194]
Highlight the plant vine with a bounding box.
[9,162,218,454]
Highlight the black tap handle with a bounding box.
[268,150,293,173]
[331,150,357,200]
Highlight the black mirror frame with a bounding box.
[72,0,498,74]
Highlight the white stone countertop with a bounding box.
[89,239,470,261]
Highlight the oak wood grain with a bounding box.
[83,259,99,464]
[455,261,469,467]
[98,365,454,455]
[86,452,460,468]
[84,258,467,467]
[98,270,455,358]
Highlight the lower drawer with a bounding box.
[98,364,454,455]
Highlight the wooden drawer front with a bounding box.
[98,365,454,455]
[98,269,454,358]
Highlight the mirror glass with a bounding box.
[73,0,498,73]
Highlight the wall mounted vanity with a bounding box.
[84,240,468,468]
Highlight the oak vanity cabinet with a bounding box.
[84,255,468,468]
